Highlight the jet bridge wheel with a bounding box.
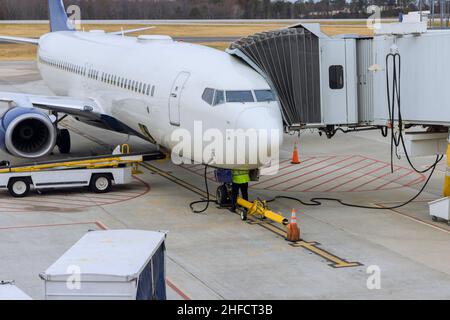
[57,129,71,154]
[8,177,30,198]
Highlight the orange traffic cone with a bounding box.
[291,142,301,165]
[286,209,300,242]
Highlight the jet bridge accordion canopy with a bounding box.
[228,27,321,126]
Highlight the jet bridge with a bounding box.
[229,19,450,132]
[227,23,359,128]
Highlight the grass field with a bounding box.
[0,22,373,60]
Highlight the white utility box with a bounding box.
[40,230,167,300]
[0,282,32,300]
[402,132,448,157]
[429,197,450,225]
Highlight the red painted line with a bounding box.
[34,196,110,205]
[95,221,108,230]
[325,163,390,192]
[404,176,427,187]
[166,279,191,300]
[284,156,366,191]
[0,221,106,231]
[375,169,414,190]
[274,157,315,172]
[3,197,92,208]
[357,154,403,168]
[301,159,376,192]
[270,156,354,191]
[0,208,29,212]
[347,167,402,192]
[252,156,337,188]
[82,194,131,200]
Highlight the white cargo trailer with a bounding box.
[0,282,32,300]
[40,230,167,300]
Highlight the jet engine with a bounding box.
[0,107,57,158]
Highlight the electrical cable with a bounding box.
[189,163,217,214]
[266,154,439,210]
[265,51,443,211]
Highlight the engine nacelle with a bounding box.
[0,107,57,158]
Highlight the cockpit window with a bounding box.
[255,90,275,102]
[202,88,215,105]
[226,91,254,103]
[213,90,225,106]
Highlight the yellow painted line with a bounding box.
[140,162,210,199]
[291,241,361,268]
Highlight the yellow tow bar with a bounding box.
[237,197,289,226]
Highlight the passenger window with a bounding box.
[202,88,215,105]
[255,90,275,102]
[151,86,155,96]
[226,91,254,103]
[213,90,225,106]
[329,65,344,89]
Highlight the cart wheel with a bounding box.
[8,178,30,198]
[432,216,438,222]
[57,129,71,154]
[90,174,112,193]
[239,208,248,221]
[216,185,228,206]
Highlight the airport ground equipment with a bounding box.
[428,197,450,225]
[236,197,289,225]
[40,230,167,300]
[214,169,288,225]
[0,145,165,197]
[0,281,32,300]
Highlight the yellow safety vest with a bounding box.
[232,169,250,184]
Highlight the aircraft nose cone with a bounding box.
[234,107,283,166]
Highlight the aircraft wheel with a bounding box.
[57,129,71,154]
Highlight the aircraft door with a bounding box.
[169,71,190,126]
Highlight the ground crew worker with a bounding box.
[231,169,250,212]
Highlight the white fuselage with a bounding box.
[36,31,283,169]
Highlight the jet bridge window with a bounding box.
[202,88,215,105]
[255,90,275,102]
[329,65,344,90]
[226,91,254,103]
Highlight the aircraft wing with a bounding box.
[0,92,141,136]
[0,92,103,119]
[0,36,39,45]
[108,26,155,36]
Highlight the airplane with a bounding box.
[0,0,283,170]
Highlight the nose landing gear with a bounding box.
[56,128,71,154]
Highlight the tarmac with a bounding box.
[1,61,450,300]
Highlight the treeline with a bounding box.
[0,0,427,20]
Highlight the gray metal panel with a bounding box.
[228,28,321,126]
[356,39,374,123]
